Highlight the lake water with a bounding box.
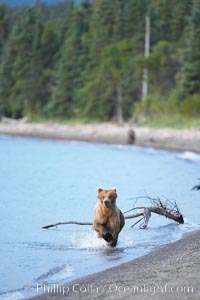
[0,135,200,300]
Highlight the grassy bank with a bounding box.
[137,115,200,129]
[28,116,102,125]
[29,114,200,129]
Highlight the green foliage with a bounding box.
[134,90,200,128]
[0,0,199,123]
[47,1,91,118]
[146,41,179,94]
[180,0,200,96]
[0,4,9,58]
[134,90,181,117]
[135,94,164,117]
[78,38,140,120]
[138,115,200,129]
[181,94,200,117]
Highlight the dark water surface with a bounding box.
[0,135,200,299]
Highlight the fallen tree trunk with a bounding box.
[125,206,184,223]
[42,196,184,229]
[124,196,184,228]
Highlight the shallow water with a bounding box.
[0,135,200,299]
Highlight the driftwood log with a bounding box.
[123,196,184,228]
[42,196,184,229]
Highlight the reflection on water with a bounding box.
[0,135,200,299]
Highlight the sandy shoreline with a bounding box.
[0,122,200,153]
[31,229,200,300]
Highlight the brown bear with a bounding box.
[93,187,125,247]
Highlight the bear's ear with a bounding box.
[111,187,117,192]
[98,187,103,193]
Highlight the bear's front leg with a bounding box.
[93,221,111,239]
[109,233,118,247]
[106,220,119,247]
[109,239,118,247]
[93,221,104,236]
[102,231,113,243]
[93,222,114,243]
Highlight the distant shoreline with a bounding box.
[31,229,200,300]
[0,122,200,153]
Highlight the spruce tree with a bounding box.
[171,0,193,42]
[8,8,36,117]
[124,0,147,44]
[180,0,200,96]
[0,17,22,117]
[49,1,91,118]
[0,3,9,59]
[29,6,44,114]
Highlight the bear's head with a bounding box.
[97,187,117,208]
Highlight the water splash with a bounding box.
[70,231,134,250]
[71,231,108,249]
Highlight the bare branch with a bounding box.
[131,217,144,228]
[42,221,92,229]
[123,207,146,214]
[124,212,144,219]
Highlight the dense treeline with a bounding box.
[0,0,199,121]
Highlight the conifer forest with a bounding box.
[0,0,199,122]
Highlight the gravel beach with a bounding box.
[31,230,200,300]
[0,122,200,153]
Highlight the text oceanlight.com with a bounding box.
[37,283,194,296]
